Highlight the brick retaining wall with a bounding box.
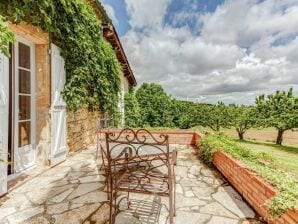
[99,129,201,145]
[213,151,298,224]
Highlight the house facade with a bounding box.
[0,1,136,196]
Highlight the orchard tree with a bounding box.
[124,88,141,128]
[230,105,256,140]
[200,102,232,132]
[256,88,298,145]
[136,83,175,127]
[172,100,197,129]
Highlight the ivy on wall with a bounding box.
[0,0,121,116]
[0,16,14,57]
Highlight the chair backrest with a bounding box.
[105,128,170,172]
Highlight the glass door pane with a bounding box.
[18,121,31,147]
[18,42,31,148]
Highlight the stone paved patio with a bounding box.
[0,145,259,224]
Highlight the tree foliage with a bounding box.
[0,0,121,116]
[199,102,232,132]
[172,100,198,129]
[230,105,256,139]
[136,83,175,127]
[124,88,141,128]
[256,88,298,145]
[126,82,298,146]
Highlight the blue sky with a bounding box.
[101,0,298,105]
[102,0,130,36]
[103,0,225,36]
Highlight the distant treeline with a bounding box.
[124,83,298,145]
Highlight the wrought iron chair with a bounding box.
[105,128,176,224]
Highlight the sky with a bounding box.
[101,0,298,105]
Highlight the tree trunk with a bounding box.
[237,131,244,140]
[216,126,220,132]
[276,129,284,145]
[216,120,220,132]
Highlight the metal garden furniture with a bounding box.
[104,128,176,224]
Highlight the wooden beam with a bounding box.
[8,22,49,45]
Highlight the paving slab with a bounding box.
[0,144,259,224]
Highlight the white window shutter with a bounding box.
[0,53,9,196]
[50,44,67,166]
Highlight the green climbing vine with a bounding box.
[0,15,14,57]
[0,0,121,116]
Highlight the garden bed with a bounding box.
[213,151,298,224]
[199,134,298,224]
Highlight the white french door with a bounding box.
[50,44,67,166]
[13,37,36,173]
[0,52,9,196]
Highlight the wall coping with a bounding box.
[98,129,202,145]
[99,128,201,135]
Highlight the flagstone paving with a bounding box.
[0,145,260,224]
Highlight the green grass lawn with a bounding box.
[236,139,298,178]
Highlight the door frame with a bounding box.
[12,35,36,173]
[0,51,9,196]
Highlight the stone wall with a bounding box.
[213,151,298,224]
[67,108,100,152]
[35,44,51,166]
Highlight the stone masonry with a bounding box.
[67,108,99,152]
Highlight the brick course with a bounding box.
[99,129,201,145]
[213,151,298,224]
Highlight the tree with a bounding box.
[256,88,298,145]
[124,88,141,128]
[199,102,232,132]
[172,100,197,129]
[136,83,175,127]
[230,105,256,140]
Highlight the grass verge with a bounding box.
[237,140,298,177]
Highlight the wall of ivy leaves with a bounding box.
[0,0,122,118]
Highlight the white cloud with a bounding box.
[121,0,298,105]
[124,0,171,29]
[200,0,298,47]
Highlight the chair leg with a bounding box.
[95,133,99,161]
[169,170,174,224]
[109,190,113,224]
[169,195,174,224]
[106,178,110,200]
[173,170,176,217]
[106,171,111,201]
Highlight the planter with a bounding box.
[213,151,298,224]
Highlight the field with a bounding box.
[224,128,298,178]
[225,128,298,145]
